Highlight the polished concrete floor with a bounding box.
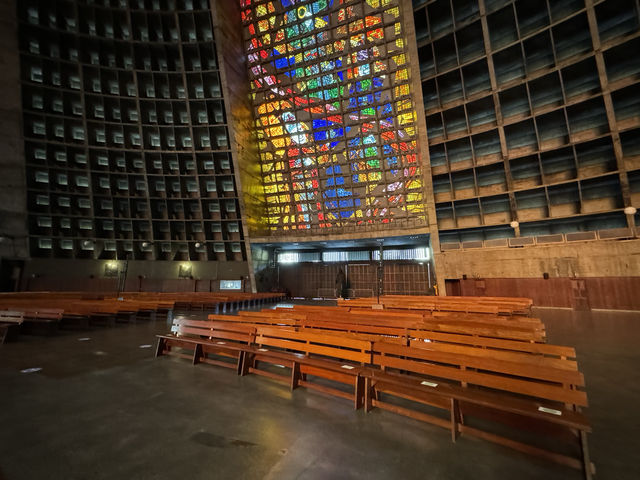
[0,305,638,480]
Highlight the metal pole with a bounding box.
[377,243,383,303]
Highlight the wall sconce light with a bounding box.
[624,206,637,215]
[178,263,192,278]
[104,262,119,277]
[510,221,519,228]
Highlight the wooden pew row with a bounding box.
[156,316,591,478]
[0,291,286,314]
[207,313,563,358]
[118,292,285,311]
[280,306,545,331]
[0,296,177,336]
[338,295,533,315]
[383,294,533,311]
[248,308,546,343]
[288,305,542,332]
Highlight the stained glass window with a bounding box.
[242,0,425,232]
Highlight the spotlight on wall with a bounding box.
[178,263,192,278]
[195,242,202,248]
[624,206,637,215]
[510,221,519,228]
[104,262,119,277]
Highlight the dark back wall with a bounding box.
[19,258,251,293]
[276,262,431,298]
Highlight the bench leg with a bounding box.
[290,362,301,391]
[450,399,460,443]
[240,353,253,376]
[236,351,245,376]
[192,344,203,365]
[354,375,364,410]
[580,430,594,480]
[364,377,373,412]
[155,338,166,358]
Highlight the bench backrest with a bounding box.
[173,319,256,344]
[0,310,24,324]
[371,341,587,407]
[208,313,298,327]
[255,326,371,364]
[409,330,570,356]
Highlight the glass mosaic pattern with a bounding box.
[241,0,425,232]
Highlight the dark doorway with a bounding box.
[445,279,461,296]
[0,259,25,292]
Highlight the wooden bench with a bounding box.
[0,310,24,344]
[242,326,371,409]
[362,341,593,479]
[155,307,592,478]
[19,308,64,335]
[156,319,256,373]
[338,295,533,316]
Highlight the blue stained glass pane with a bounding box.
[352,175,360,183]
[275,58,289,69]
[314,131,327,141]
[324,189,336,198]
[337,71,344,81]
[373,77,384,88]
[313,120,327,128]
[335,176,344,185]
[378,103,393,115]
[330,128,344,138]
[339,199,353,208]
[355,199,361,206]
[337,188,351,197]
[340,210,353,218]
[326,177,334,186]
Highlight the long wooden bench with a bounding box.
[157,307,592,478]
[338,295,533,315]
[156,319,257,373]
[363,341,592,478]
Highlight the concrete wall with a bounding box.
[435,238,640,279]
[436,238,640,309]
[210,0,268,239]
[0,0,28,259]
[20,258,251,293]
